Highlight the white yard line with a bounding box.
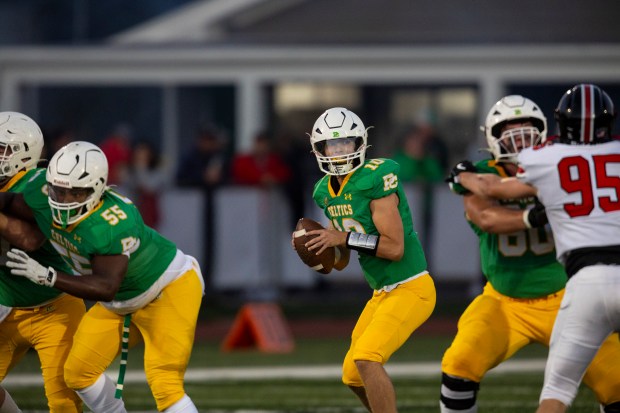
[3,359,546,388]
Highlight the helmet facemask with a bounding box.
[492,125,543,164]
[0,141,31,178]
[312,136,366,175]
[48,185,99,227]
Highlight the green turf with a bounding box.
[4,335,599,412]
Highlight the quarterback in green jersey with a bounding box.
[441,96,620,413]
[0,112,85,413]
[300,107,436,413]
[1,141,204,413]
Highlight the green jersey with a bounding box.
[22,171,178,302]
[470,159,566,298]
[313,158,427,290]
[0,169,73,307]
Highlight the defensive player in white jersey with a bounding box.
[0,141,204,413]
[443,95,620,412]
[454,84,620,413]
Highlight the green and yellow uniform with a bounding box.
[21,171,205,411]
[313,158,436,386]
[442,159,620,404]
[0,168,84,412]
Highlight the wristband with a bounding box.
[43,267,57,287]
[522,209,532,229]
[346,232,379,255]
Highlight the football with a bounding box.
[293,218,335,274]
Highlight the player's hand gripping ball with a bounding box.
[293,218,335,274]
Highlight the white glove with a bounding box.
[6,248,57,287]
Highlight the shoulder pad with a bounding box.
[474,159,513,177]
[355,159,399,190]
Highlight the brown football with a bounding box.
[293,218,335,274]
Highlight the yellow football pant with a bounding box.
[0,294,85,412]
[64,269,203,411]
[342,273,436,386]
[441,282,620,405]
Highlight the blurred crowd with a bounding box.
[40,118,449,243]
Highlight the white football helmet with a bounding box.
[0,111,44,180]
[310,107,369,175]
[47,141,108,226]
[483,95,547,163]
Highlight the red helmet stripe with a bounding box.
[581,84,594,144]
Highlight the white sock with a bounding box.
[440,400,478,413]
[163,394,198,413]
[0,389,21,413]
[75,374,127,413]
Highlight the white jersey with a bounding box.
[517,140,620,264]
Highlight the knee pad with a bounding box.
[440,373,480,412]
[604,402,620,413]
[64,359,99,390]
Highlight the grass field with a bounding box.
[3,334,600,412]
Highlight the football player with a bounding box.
[452,85,620,413]
[0,112,85,413]
[443,95,620,412]
[297,107,436,413]
[1,141,205,413]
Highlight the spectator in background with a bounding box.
[391,124,446,251]
[276,130,319,226]
[176,125,229,285]
[230,131,291,187]
[99,123,132,186]
[391,125,445,184]
[177,126,227,188]
[121,140,170,230]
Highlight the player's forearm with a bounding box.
[0,213,45,251]
[468,206,529,234]
[460,173,535,200]
[376,236,404,261]
[53,273,119,302]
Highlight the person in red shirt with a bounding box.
[99,124,132,186]
[231,132,291,186]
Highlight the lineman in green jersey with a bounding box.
[441,96,620,412]
[2,141,204,413]
[0,112,85,413]
[301,107,436,413]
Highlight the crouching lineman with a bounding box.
[0,112,85,412]
[0,141,204,413]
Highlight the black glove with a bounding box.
[524,199,548,228]
[446,160,477,194]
